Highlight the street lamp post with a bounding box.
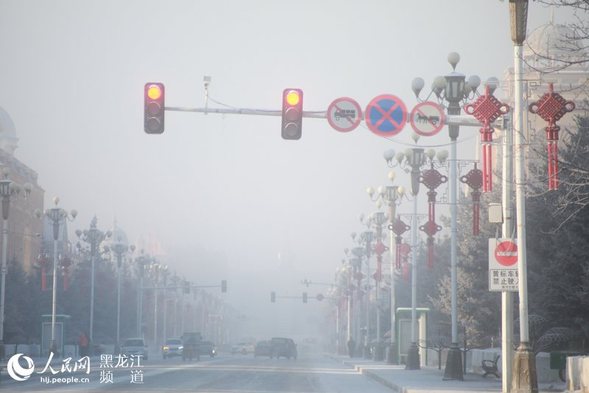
[75,217,110,355]
[359,229,374,358]
[110,224,128,353]
[350,243,365,354]
[0,170,32,359]
[162,268,170,344]
[133,251,152,338]
[509,2,537,392]
[368,170,404,364]
[45,197,77,356]
[398,147,427,370]
[412,54,484,380]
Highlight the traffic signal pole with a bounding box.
[164,105,481,125]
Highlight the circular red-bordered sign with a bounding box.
[495,241,518,266]
[327,97,363,132]
[365,94,407,137]
[409,101,446,136]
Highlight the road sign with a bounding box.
[327,97,362,132]
[488,238,519,292]
[495,240,518,266]
[409,101,445,136]
[365,94,407,137]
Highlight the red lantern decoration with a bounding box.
[464,85,510,192]
[460,164,483,235]
[529,83,575,190]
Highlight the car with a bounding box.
[270,337,297,359]
[231,342,254,355]
[162,338,183,359]
[120,337,148,360]
[254,340,272,357]
[198,341,217,357]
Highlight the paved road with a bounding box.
[2,352,395,393]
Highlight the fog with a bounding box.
[0,0,565,340]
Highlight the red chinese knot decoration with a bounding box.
[460,164,483,235]
[419,164,447,268]
[529,83,575,190]
[464,85,510,192]
[389,216,410,270]
[37,254,49,291]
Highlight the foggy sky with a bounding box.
[0,0,567,338]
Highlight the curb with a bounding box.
[360,368,404,393]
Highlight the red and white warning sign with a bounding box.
[488,238,519,292]
[409,101,445,137]
[327,97,363,132]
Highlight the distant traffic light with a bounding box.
[144,82,165,134]
[281,88,303,140]
[221,280,227,293]
[302,292,308,303]
[270,291,276,303]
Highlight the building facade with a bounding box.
[0,106,45,273]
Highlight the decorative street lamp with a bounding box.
[45,197,77,355]
[411,53,489,381]
[395,146,427,370]
[357,229,374,359]
[131,250,152,338]
[350,243,366,355]
[109,223,128,353]
[75,217,110,355]
[367,172,405,364]
[0,169,32,359]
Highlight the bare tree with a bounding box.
[531,1,589,71]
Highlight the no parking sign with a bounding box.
[365,94,407,137]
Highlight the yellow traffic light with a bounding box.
[147,84,162,100]
[285,90,301,106]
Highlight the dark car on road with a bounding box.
[254,340,272,357]
[270,337,297,359]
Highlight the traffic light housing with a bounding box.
[302,292,308,303]
[270,291,276,303]
[281,88,303,140]
[221,280,227,293]
[144,82,165,134]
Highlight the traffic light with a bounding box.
[270,291,276,303]
[144,82,165,134]
[281,88,303,140]
[302,292,308,303]
[221,280,227,293]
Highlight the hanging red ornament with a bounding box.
[529,83,575,190]
[464,85,510,192]
[419,163,447,268]
[460,164,483,235]
[390,217,410,269]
